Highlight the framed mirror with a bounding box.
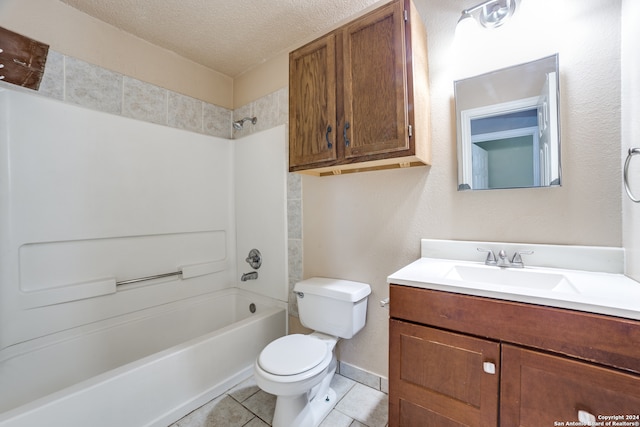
[455,54,560,191]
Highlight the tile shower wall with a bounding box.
[32,50,303,315]
[37,51,232,138]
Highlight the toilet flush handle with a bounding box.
[294,291,304,299]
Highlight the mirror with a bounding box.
[455,54,561,191]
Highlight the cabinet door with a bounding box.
[342,0,409,160]
[501,344,640,426]
[389,319,500,427]
[289,34,337,170]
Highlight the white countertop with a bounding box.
[388,257,640,321]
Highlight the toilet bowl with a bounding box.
[254,277,371,427]
[254,333,338,426]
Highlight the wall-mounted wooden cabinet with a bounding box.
[389,284,640,427]
[289,0,430,176]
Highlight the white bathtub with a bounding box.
[0,288,287,427]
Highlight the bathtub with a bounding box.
[0,288,287,427]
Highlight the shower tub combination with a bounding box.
[0,88,289,426]
[0,288,286,427]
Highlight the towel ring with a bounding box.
[624,147,640,203]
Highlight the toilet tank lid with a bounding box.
[294,277,371,302]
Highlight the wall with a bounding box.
[189,0,625,378]
[0,0,233,108]
[15,51,233,138]
[622,0,640,281]
[0,0,301,303]
[303,0,622,378]
[233,52,289,109]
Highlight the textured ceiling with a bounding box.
[59,0,384,77]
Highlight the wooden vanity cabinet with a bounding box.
[289,0,431,176]
[389,284,640,427]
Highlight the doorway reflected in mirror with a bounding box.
[455,55,560,191]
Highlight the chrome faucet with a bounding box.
[497,250,510,267]
[509,250,533,268]
[477,248,497,266]
[241,271,258,281]
[477,248,533,268]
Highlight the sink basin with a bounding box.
[445,265,579,294]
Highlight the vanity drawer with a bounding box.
[389,284,640,374]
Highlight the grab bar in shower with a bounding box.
[115,260,227,286]
[116,270,183,286]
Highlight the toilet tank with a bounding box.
[294,277,371,339]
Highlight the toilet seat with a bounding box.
[258,334,329,376]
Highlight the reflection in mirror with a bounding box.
[455,55,561,190]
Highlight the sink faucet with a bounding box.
[477,248,533,268]
[497,250,511,267]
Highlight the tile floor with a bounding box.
[170,373,388,427]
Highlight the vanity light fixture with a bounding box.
[457,0,518,29]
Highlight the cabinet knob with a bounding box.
[578,410,596,425]
[482,361,496,375]
[325,125,333,149]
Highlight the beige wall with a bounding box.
[0,0,234,108]
[304,0,622,377]
[234,52,289,109]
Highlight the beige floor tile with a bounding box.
[228,376,260,403]
[173,394,254,427]
[244,416,269,427]
[335,383,388,427]
[241,390,277,424]
[319,409,354,427]
[331,373,357,402]
[172,373,388,427]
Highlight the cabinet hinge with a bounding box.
[408,124,413,137]
[404,9,408,21]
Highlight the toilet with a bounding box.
[254,277,371,427]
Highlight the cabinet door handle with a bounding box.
[578,410,596,425]
[325,125,333,149]
[483,361,496,375]
[344,122,350,147]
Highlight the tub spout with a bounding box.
[241,271,258,281]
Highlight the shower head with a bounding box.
[233,116,258,130]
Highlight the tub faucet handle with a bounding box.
[245,248,262,269]
[477,248,497,265]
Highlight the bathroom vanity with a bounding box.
[387,240,640,427]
